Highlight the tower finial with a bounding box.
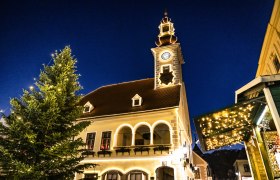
[155,10,178,47]
[164,9,168,17]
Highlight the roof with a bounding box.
[193,143,204,158]
[80,78,181,118]
[193,151,208,165]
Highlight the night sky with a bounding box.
[0,0,274,140]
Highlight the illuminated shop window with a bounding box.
[132,94,143,107]
[86,132,96,149]
[100,131,111,150]
[83,101,94,113]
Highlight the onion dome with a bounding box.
[155,11,178,47]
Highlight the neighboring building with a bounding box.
[75,12,194,180]
[233,160,252,180]
[256,0,280,77]
[194,0,280,180]
[192,144,212,180]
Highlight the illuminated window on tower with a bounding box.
[100,131,111,150]
[162,65,170,73]
[162,25,169,32]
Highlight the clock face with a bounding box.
[161,52,171,60]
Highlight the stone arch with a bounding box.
[116,126,132,147]
[114,124,133,147]
[125,169,149,180]
[152,120,173,144]
[155,166,174,180]
[101,169,124,180]
[134,122,152,146]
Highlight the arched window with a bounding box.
[156,166,174,180]
[125,170,148,180]
[153,123,170,145]
[117,126,132,147]
[102,170,123,180]
[135,125,151,145]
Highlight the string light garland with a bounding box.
[195,101,261,151]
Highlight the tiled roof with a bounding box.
[80,78,181,118]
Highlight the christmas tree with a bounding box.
[0,46,95,179]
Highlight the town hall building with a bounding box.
[75,13,195,180]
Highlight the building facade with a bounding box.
[192,144,212,180]
[233,160,252,180]
[75,13,194,180]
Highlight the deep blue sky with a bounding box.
[0,1,274,133]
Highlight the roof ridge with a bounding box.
[82,78,154,99]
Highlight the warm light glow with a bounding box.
[81,156,168,162]
[196,102,258,150]
[256,105,268,125]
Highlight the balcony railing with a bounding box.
[82,144,172,158]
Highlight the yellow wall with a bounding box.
[256,0,280,76]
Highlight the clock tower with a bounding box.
[151,12,184,89]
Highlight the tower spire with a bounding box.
[164,9,168,17]
[155,11,178,47]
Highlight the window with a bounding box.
[127,170,148,180]
[161,65,172,74]
[84,106,90,112]
[243,164,250,172]
[162,25,169,32]
[83,101,94,113]
[194,168,200,179]
[132,94,143,107]
[130,173,142,180]
[107,172,118,180]
[273,56,280,73]
[86,132,96,149]
[163,66,170,72]
[100,131,111,150]
[102,170,123,180]
[134,99,140,105]
[84,173,98,180]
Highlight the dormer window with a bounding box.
[132,94,143,107]
[83,101,94,113]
